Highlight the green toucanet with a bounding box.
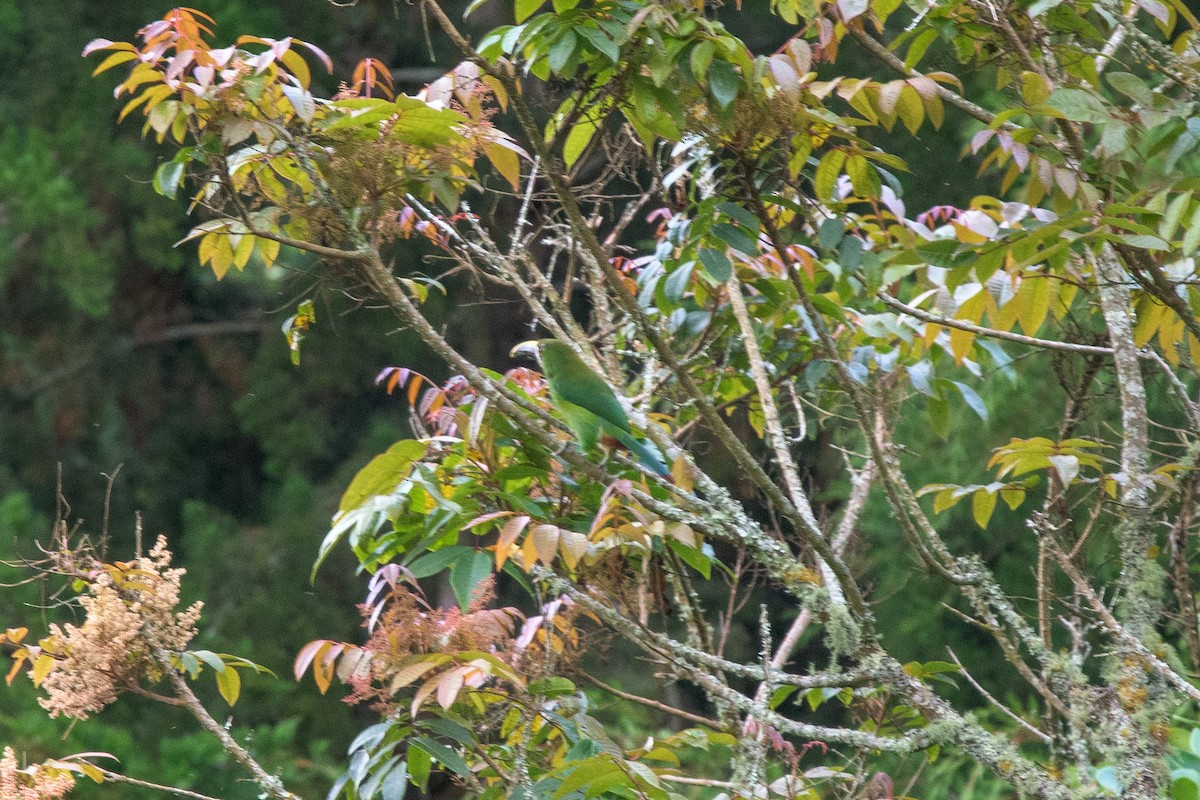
[510,340,669,476]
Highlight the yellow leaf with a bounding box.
[1133,298,1165,347]
[1019,276,1051,335]
[972,489,997,529]
[1158,310,1184,365]
[209,236,235,280]
[92,49,138,76]
[520,534,539,570]
[949,326,976,364]
[484,141,521,189]
[31,653,55,687]
[671,453,694,493]
[932,488,959,515]
[233,232,256,270]
[1000,486,1025,510]
[1052,281,1077,319]
[923,322,942,348]
[312,643,336,694]
[279,49,312,89]
[1188,333,1200,367]
[258,236,281,267]
[215,664,241,706]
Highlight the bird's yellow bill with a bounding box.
[510,340,541,358]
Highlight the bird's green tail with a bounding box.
[605,425,670,476]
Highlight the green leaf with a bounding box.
[690,40,715,82]
[707,59,741,109]
[563,113,600,169]
[1107,71,1154,106]
[515,0,544,23]
[528,676,577,697]
[666,536,712,579]
[768,685,799,710]
[548,30,577,73]
[411,737,471,778]
[407,744,431,791]
[408,546,472,579]
[818,218,845,249]
[449,550,493,609]
[814,150,847,201]
[1047,88,1109,123]
[1184,205,1200,256]
[339,441,428,513]
[554,757,623,799]
[576,26,619,63]
[1118,234,1171,250]
[953,381,988,421]
[698,247,732,282]
[381,762,409,800]
[153,160,185,199]
[664,262,694,301]
[711,223,759,256]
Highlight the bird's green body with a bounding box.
[529,340,669,476]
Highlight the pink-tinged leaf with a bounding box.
[82,38,119,57]
[1010,142,1030,171]
[878,81,904,115]
[958,210,999,239]
[1037,157,1054,187]
[193,65,214,88]
[769,56,800,94]
[411,672,443,716]
[436,668,466,709]
[139,20,171,40]
[210,46,237,67]
[558,530,589,569]
[785,38,812,76]
[970,129,994,154]
[140,42,170,65]
[335,648,371,682]
[271,37,293,59]
[164,50,195,83]
[249,50,276,74]
[295,40,334,73]
[1055,167,1078,198]
[836,0,869,20]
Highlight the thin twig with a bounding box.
[945,648,1051,743]
[580,672,724,729]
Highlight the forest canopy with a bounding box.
[5,0,1200,798]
